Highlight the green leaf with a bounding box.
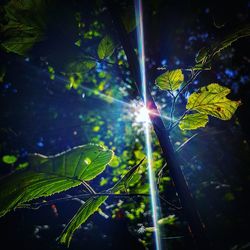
[158,215,176,226]
[1,0,47,55]
[111,158,144,193]
[155,69,184,91]
[58,158,144,247]
[211,25,250,58]
[2,155,17,164]
[58,196,108,247]
[97,35,115,59]
[194,25,250,69]
[195,47,209,63]
[179,113,209,130]
[121,6,137,33]
[0,144,113,217]
[66,60,96,74]
[186,83,240,120]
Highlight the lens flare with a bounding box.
[135,1,163,250]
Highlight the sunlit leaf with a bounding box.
[111,158,144,193]
[179,113,209,130]
[158,215,176,225]
[2,155,17,164]
[58,158,144,246]
[186,83,240,120]
[155,69,184,91]
[97,35,115,59]
[58,196,108,247]
[0,144,113,217]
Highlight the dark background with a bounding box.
[0,0,250,249]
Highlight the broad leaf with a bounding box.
[155,69,184,91]
[186,83,240,120]
[0,144,113,217]
[179,113,209,130]
[97,35,115,59]
[58,196,108,247]
[58,159,144,246]
[1,0,47,55]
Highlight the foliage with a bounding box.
[2,155,17,164]
[0,0,47,55]
[186,83,240,120]
[179,113,209,130]
[97,35,115,60]
[0,144,113,217]
[58,196,108,247]
[155,69,184,91]
[0,0,249,249]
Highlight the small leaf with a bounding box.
[179,113,209,130]
[158,215,176,225]
[2,155,17,164]
[121,6,137,33]
[186,83,240,120]
[58,196,108,247]
[97,35,115,59]
[155,69,184,91]
[195,47,209,63]
[111,158,144,193]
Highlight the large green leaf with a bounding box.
[58,196,108,247]
[1,0,47,55]
[155,69,184,91]
[58,159,144,247]
[186,83,240,120]
[179,113,209,130]
[97,35,115,59]
[0,144,113,217]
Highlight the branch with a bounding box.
[19,192,180,210]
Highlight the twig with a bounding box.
[19,192,180,210]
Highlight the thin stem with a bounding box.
[168,70,201,130]
[169,110,190,131]
[19,192,180,210]
[82,180,96,194]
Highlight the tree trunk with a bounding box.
[105,1,210,249]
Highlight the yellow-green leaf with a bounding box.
[155,69,184,91]
[58,196,108,247]
[179,113,209,130]
[97,35,115,59]
[186,83,240,120]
